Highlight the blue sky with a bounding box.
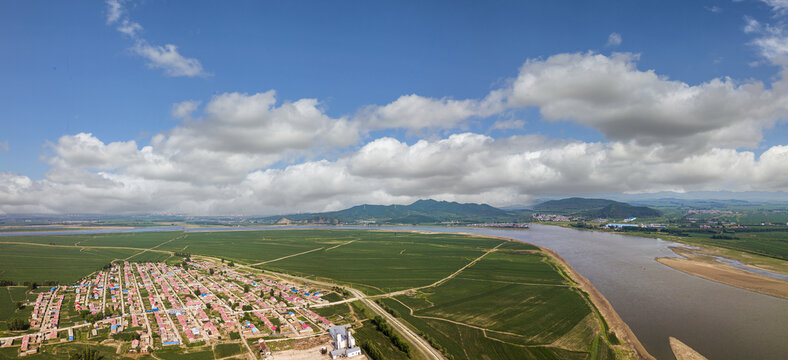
[2,1,788,214]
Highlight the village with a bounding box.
[0,257,366,360]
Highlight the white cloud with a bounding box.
[357,94,480,131]
[105,0,123,24]
[500,52,787,153]
[606,32,622,47]
[171,100,201,120]
[761,0,788,15]
[491,119,525,130]
[105,1,208,77]
[117,19,142,37]
[132,42,206,78]
[5,49,788,214]
[0,141,8,153]
[5,132,788,215]
[37,91,358,187]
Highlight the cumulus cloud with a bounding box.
[5,49,788,214]
[357,94,479,131]
[106,0,208,77]
[37,91,358,187]
[606,32,622,47]
[5,132,788,215]
[500,52,788,153]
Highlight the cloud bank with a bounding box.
[4,48,788,215]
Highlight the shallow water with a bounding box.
[3,224,786,359]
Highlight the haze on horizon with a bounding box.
[3,0,788,216]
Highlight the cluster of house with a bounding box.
[12,287,66,356]
[532,214,578,222]
[1,258,358,358]
[469,222,530,228]
[687,209,734,214]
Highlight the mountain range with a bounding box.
[263,198,661,224]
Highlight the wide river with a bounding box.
[3,224,787,359]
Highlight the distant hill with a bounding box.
[263,199,518,224]
[534,198,620,212]
[533,197,661,219]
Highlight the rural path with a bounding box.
[379,241,507,298]
[232,262,445,360]
[249,247,325,266]
[325,239,356,251]
[388,297,525,338]
[236,240,510,360]
[123,233,185,261]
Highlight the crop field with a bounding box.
[682,230,788,261]
[0,287,36,332]
[212,343,243,358]
[157,230,347,263]
[0,229,628,359]
[396,278,591,341]
[379,297,591,360]
[0,343,125,360]
[0,243,139,284]
[0,288,14,322]
[368,242,618,360]
[456,250,569,285]
[259,230,501,294]
[0,231,176,247]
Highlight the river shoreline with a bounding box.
[541,246,654,360]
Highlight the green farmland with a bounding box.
[375,241,621,360]
[0,243,145,284]
[0,229,634,359]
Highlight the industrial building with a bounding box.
[328,325,362,358]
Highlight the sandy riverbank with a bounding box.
[669,337,708,360]
[657,247,788,300]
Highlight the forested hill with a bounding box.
[264,199,516,224]
[533,197,661,218]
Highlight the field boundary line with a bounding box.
[325,239,356,251]
[124,233,185,260]
[250,247,325,266]
[387,296,526,338]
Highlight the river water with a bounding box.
[2,224,786,359]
